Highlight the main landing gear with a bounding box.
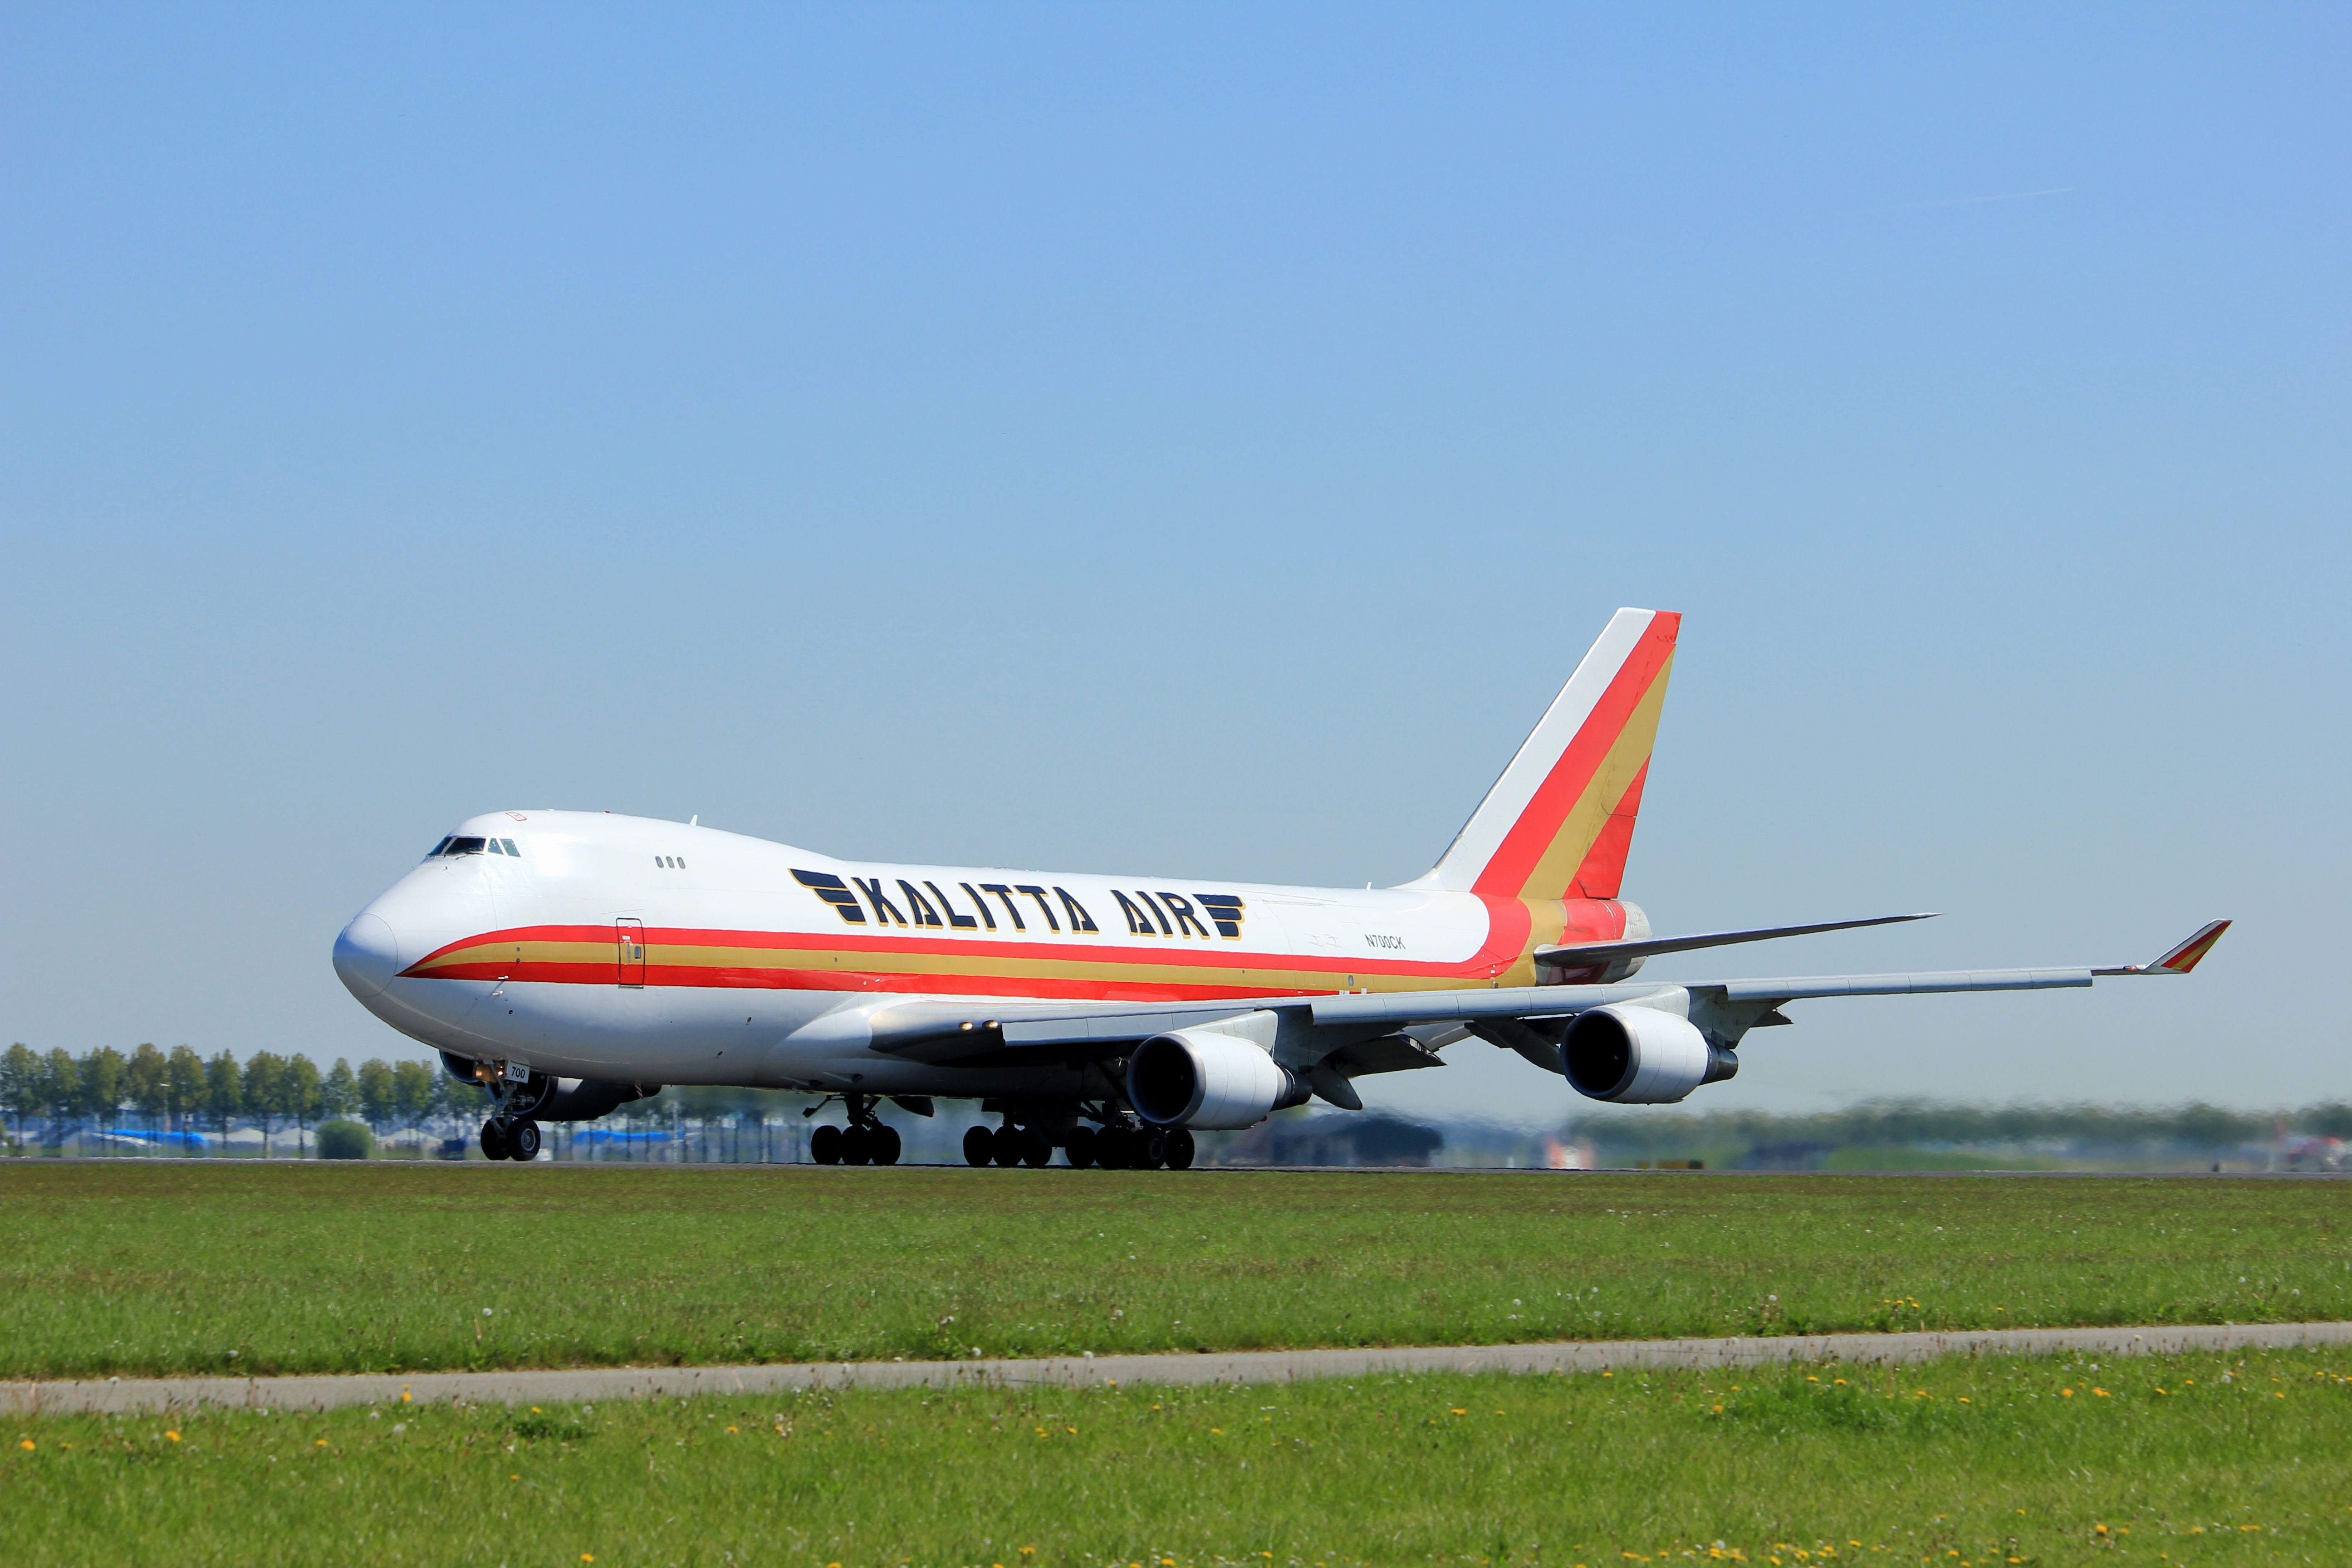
[809,1095,902,1166]
[964,1117,1195,1170]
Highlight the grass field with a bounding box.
[9,1348,2350,1566]
[3,1163,2347,1380]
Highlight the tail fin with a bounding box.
[1417,608,1680,900]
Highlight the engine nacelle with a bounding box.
[1562,1004,1738,1105]
[1127,1029,1309,1130]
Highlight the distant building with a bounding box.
[1216,1114,1444,1167]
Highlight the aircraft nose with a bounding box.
[333,912,402,1000]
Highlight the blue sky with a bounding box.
[3,3,2345,1121]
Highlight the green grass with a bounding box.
[3,1163,2347,1380]
[9,1349,2350,1565]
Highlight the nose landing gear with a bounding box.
[808,1095,902,1166]
[480,1117,542,1161]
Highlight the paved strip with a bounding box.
[10,1321,2350,1416]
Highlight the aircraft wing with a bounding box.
[858,920,2228,1069]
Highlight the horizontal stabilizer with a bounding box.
[1534,912,1937,971]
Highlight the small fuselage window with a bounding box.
[654,855,686,869]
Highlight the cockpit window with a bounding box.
[500,838,520,857]
[427,836,454,858]
[443,836,487,856]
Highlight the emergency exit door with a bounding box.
[617,918,646,987]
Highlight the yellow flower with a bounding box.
[2092,1388,2110,1397]
[1450,1407,1467,1415]
[18,1439,33,1451]
[315,1439,329,1448]
[165,1431,181,1442]
[2060,1388,2074,1397]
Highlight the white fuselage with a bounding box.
[333,810,1611,1101]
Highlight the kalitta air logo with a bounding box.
[794,870,1245,941]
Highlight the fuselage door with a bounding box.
[617,917,647,988]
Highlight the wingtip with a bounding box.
[2148,918,2230,974]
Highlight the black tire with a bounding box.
[1020,1131,1052,1168]
[993,1126,1023,1167]
[479,1120,510,1161]
[1094,1127,1129,1170]
[1063,1126,1097,1168]
[1141,1128,1169,1170]
[872,1125,902,1166]
[840,1125,873,1166]
[963,1125,995,1167]
[1163,1127,1195,1170]
[810,1124,843,1166]
[510,1119,542,1161]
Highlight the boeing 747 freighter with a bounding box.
[333,609,2226,1166]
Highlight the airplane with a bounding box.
[332,608,2228,1168]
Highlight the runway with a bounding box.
[9,1319,2348,1416]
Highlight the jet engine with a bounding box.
[1561,1004,1737,1105]
[1127,1029,1310,1130]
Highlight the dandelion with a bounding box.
[2093,1388,2110,1398]
[165,1431,181,1442]
[18,1439,33,1451]
[582,1557,595,1563]
[2060,1388,2074,1398]
[316,1439,329,1448]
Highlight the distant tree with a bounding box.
[126,1044,168,1144]
[356,1059,394,1133]
[1,1044,37,1149]
[391,1061,434,1132]
[77,1048,127,1152]
[437,1067,485,1122]
[40,1049,79,1146]
[321,1058,358,1120]
[242,1052,285,1156]
[203,1050,242,1140]
[165,1046,206,1139]
[283,1055,323,1153]
[2303,1102,2352,1141]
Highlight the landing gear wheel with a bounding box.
[810,1124,843,1165]
[872,1125,902,1166]
[1094,1127,1129,1169]
[1063,1126,1097,1168]
[1163,1127,1195,1170]
[993,1127,1023,1167]
[1141,1128,1169,1170]
[840,1125,873,1166]
[480,1120,510,1161]
[963,1126,995,1166]
[509,1119,542,1161]
[1020,1131,1051,1168]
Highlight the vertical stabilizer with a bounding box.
[1416,608,1679,900]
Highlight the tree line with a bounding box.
[0,1043,485,1150]
[1566,1095,2352,1158]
